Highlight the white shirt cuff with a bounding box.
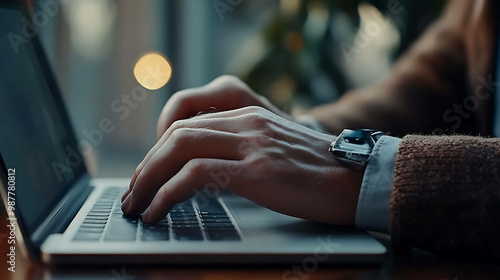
[355,135,401,234]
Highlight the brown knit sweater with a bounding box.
[390,135,500,259]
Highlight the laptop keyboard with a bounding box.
[73,187,241,242]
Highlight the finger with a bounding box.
[142,158,242,224]
[124,116,244,201]
[156,76,256,138]
[122,128,245,216]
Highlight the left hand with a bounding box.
[122,106,363,225]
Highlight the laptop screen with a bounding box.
[0,7,85,233]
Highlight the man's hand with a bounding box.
[121,76,363,225]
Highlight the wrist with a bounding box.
[341,168,364,225]
[324,163,364,225]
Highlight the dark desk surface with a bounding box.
[1,211,499,280]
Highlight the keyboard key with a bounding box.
[201,218,231,223]
[141,231,169,241]
[171,220,199,225]
[85,216,108,220]
[156,218,170,225]
[173,228,203,241]
[103,218,137,241]
[95,200,114,203]
[142,225,170,241]
[74,232,102,241]
[170,209,192,214]
[91,207,112,212]
[170,216,198,221]
[169,213,197,218]
[200,214,228,219]
[92,205,112,208]
[94,204,113,208]
[170,206,194,213]
[78,227,104,233]
[143,224,169,230]
[204,223,234,228]
[82,219,107,224]
[80,223,106,228]
[97,199,115,202]
[87,212,110,216]
[197,198,226,214]
[95,201,114,204]
[115,214,139,223]
[111,213,126,218]
[89,209,111,213]
[172,224,200,229]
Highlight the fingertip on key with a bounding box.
[121,191,133,214]
[142,208,153,224]
[129,164,142,189]
[121,190,130,202]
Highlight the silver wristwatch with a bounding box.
[329,129,384,171]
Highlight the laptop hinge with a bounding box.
[31,174,93,251]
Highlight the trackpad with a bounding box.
[223,196,302,224]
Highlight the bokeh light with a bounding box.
[134,51,172,90]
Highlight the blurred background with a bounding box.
[32,0,445,178]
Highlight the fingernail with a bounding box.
[129,173,138,190]
[129,164,143,188]
[121,190,130,202]
[142,208,151,223]
[122,191,133,213]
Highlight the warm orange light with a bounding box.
[134,52,172,90]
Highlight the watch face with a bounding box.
[334,131,373,155]
[334,135,371,154]
[330,129,380,170]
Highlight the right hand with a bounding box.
[122,75,293,203]
[155,75,293,139]
[123,105,363,225]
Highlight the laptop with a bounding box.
[0,0,386,265]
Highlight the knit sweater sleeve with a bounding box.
[390,135,500,259]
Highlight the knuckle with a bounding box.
[158,185,171,201]
[246,131,271,147]
[245,111,268,124]
[169,119,188,132]
[265,148,287,161]
[244,105,265,114]
[170,127,192,144]
[244,111,274,131]
[246,154,274,174]
[185,159,208,176]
